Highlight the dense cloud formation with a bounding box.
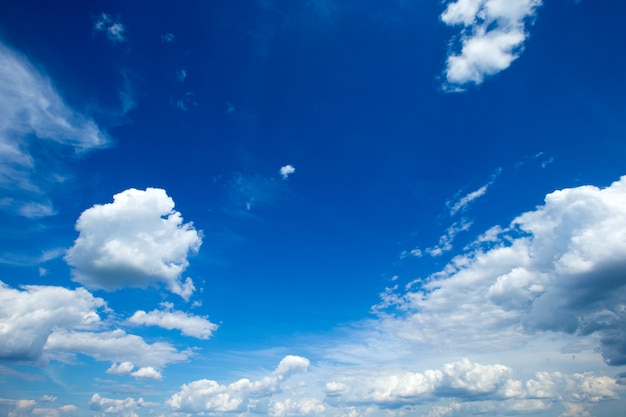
[378,176,626,366]
[65,188,202,300]
[0,283,105,362]
[167,355,310,413]
[441,0,542,88]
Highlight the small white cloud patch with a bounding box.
[440,0,542,89]
[94,13,126,43]
[65,188,202,300]
[279,164,295,179]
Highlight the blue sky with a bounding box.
[1,1,626,416]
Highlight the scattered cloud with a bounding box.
[280,165,296,179]
[425,219,473,256]
[176,68,188,82]
[0,397,77,417]
[0,42,109,215]
[131,366,163,381]
[127,302,218,339]
[106,361,134,376]
[94,13,127,43]
[448,169,501,216]
[65,188,202,300]
[440,0,542,89]
[89,394,158,416]
[167,355,310,413]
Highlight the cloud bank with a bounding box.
[441,0,542,88]
[65,188,202,300]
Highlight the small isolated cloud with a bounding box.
[65,188,202,300]
[440,0,542,89]
[161,32,176,44]
[127,304,218,339]
[167,355,310,413]
[280,165,295,179]
[131,366,162,381]
[176,69,187,82]
[94,13,126,43]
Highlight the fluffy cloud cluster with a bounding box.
[166,355,310,413]
[65,188,202,300]
[89,394,158,416]
[0,397,77,417]
[127,302,218,339]
[378,176,626,366]
[0,43,108,215]
[325,358,620,410]
[440,0,542,88]
[0,282,104,362]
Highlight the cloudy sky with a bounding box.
[1,1,625,416]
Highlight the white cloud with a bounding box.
[269,398,326,417]
[65,188,202,300]
[106,361,134,376]
[127,305,217,339]
[166,355,310,413]
[379,176,626,365]
[324,359,621,412]
[448,185,487,217]
[0,397,78,417]
[440,0,542,88]
[130,366,162,381]
[44,329,192,370]
[0,43,109,214]
[280,165,296,179]
[0,282,105,362]
[425,219,473,256]
[94,14,126,43]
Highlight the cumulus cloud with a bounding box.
[167,355,310,413]
[279,165,295,179]
[106,361,134,376]
[131,366,162,381]
[440,0,542,89]
[127,303,218,339]
[325,359,621,413]
[0,397,77,417]
[378,176,626,365]
[65,188,202,300]
[0,42,109,214]
[94,13,126,43]
[0,282,105,362]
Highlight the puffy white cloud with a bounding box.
[94,14,126,43]
[0,42,108,213]
[279,165,296,179]
[378,176,626,364]
[166,355,310,413]
[440,0,542,88]
[0,282,105,362]
[127,304,217,339]
[45,329,192,370]
[106,362,134,376]
[269,398,326,417]
[0,397,78,417]
[65,188,202,300]
[130,367,162,381]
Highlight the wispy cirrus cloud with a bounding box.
[440,0,542,89]
[0,42,109,216]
